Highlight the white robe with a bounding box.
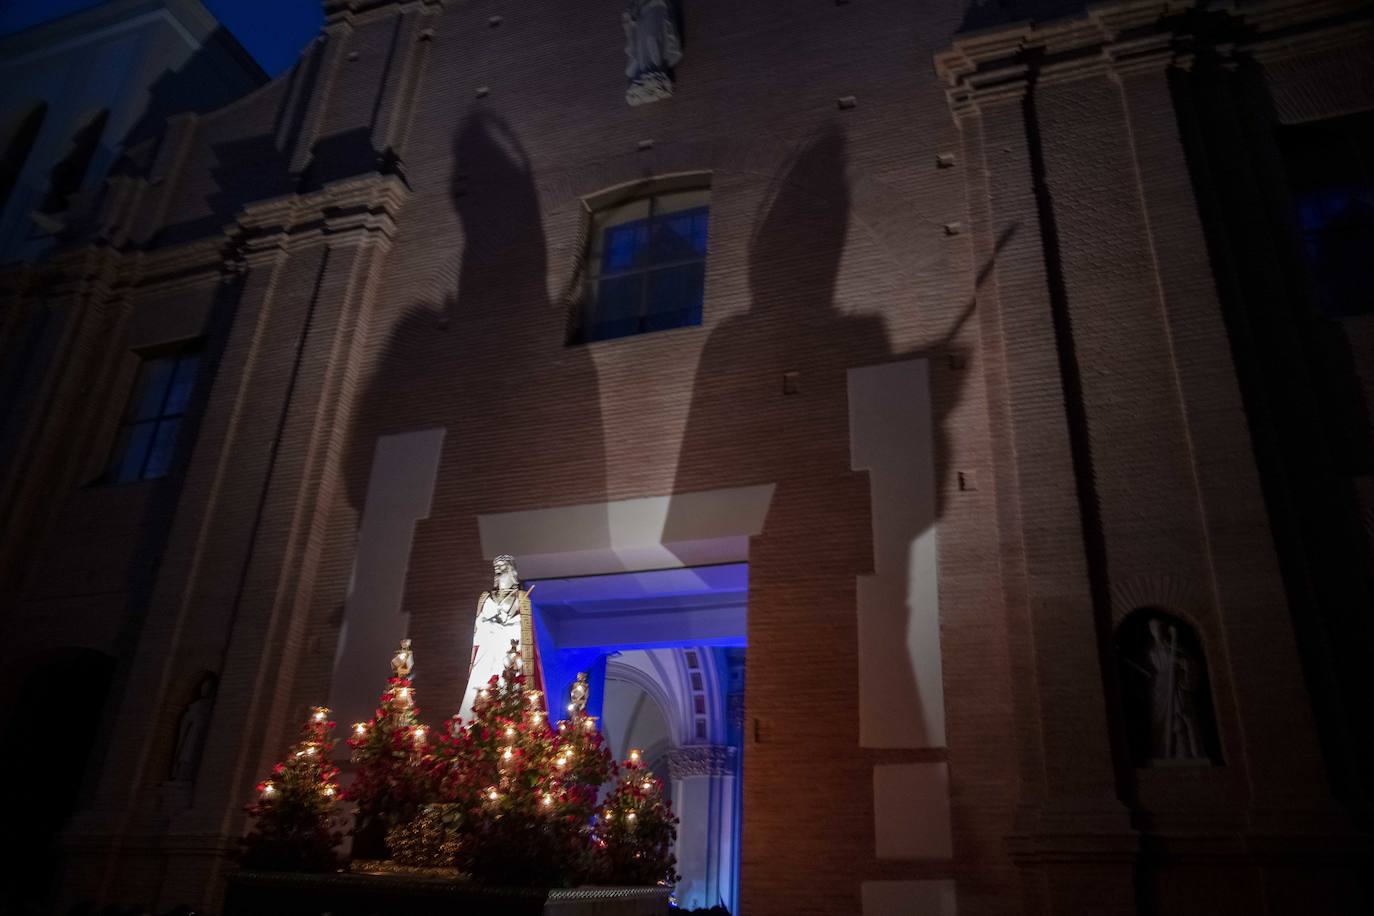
[460,592,523,722]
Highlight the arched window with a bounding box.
[573,176,711,343]
[1116,608,1221,766]
[0,102,47,214]
[40,108,108,215]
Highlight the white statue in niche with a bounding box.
[1145,618,1204,760]
[623,0,683,105]
[171,674,216,782]
[460,555,544,721]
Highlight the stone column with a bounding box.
[938,18,1143,916]
[668,745,740,913]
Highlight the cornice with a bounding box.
[323,0,447,30]
[29,245,126,303]
[125,237,234,295]
[0,0,217,59]
[231,172,410,259]
[935,0,1373,108]
[1243,15,1374,66]
[12,172,412,300]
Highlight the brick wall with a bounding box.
[0,1,1370,913]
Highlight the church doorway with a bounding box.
[529,564,746,914]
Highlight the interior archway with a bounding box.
[532,566,745,913]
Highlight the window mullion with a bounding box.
[154,356,178,423]
[639,196,657,330]
[137,419,160,480]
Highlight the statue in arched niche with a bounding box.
[623,0,683,106]
[171,673,217,782]
[1118,609,1219,765]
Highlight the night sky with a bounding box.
[0,0,323,76]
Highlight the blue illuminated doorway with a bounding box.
[530,564,746,912]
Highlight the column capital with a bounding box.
[667,745,737,779]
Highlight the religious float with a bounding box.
[227,557,676,915]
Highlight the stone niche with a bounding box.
[1115,608,1222,767]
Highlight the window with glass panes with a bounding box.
[107,347,201,483]
[577,188,709,342]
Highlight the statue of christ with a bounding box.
[460,555,544,721]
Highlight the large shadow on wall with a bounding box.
[344,112,608,708]
[666,125,984,769]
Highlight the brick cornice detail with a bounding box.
[323,0,446,29]
[934,0,1373,110]
[232,172,409,255]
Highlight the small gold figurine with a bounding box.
[568,671,590,715]
[391,637,414,679]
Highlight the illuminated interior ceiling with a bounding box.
[530,563,747,651]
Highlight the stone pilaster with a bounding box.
[668,745,740,912]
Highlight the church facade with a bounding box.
[0,1,1370,914]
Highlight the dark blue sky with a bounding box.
[0,0,322,76]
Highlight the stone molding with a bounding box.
[324,0,447,29]
[933,0,1374,112]
[233,172,409,248]
[0,173,409,305]
[667,745,737,779]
